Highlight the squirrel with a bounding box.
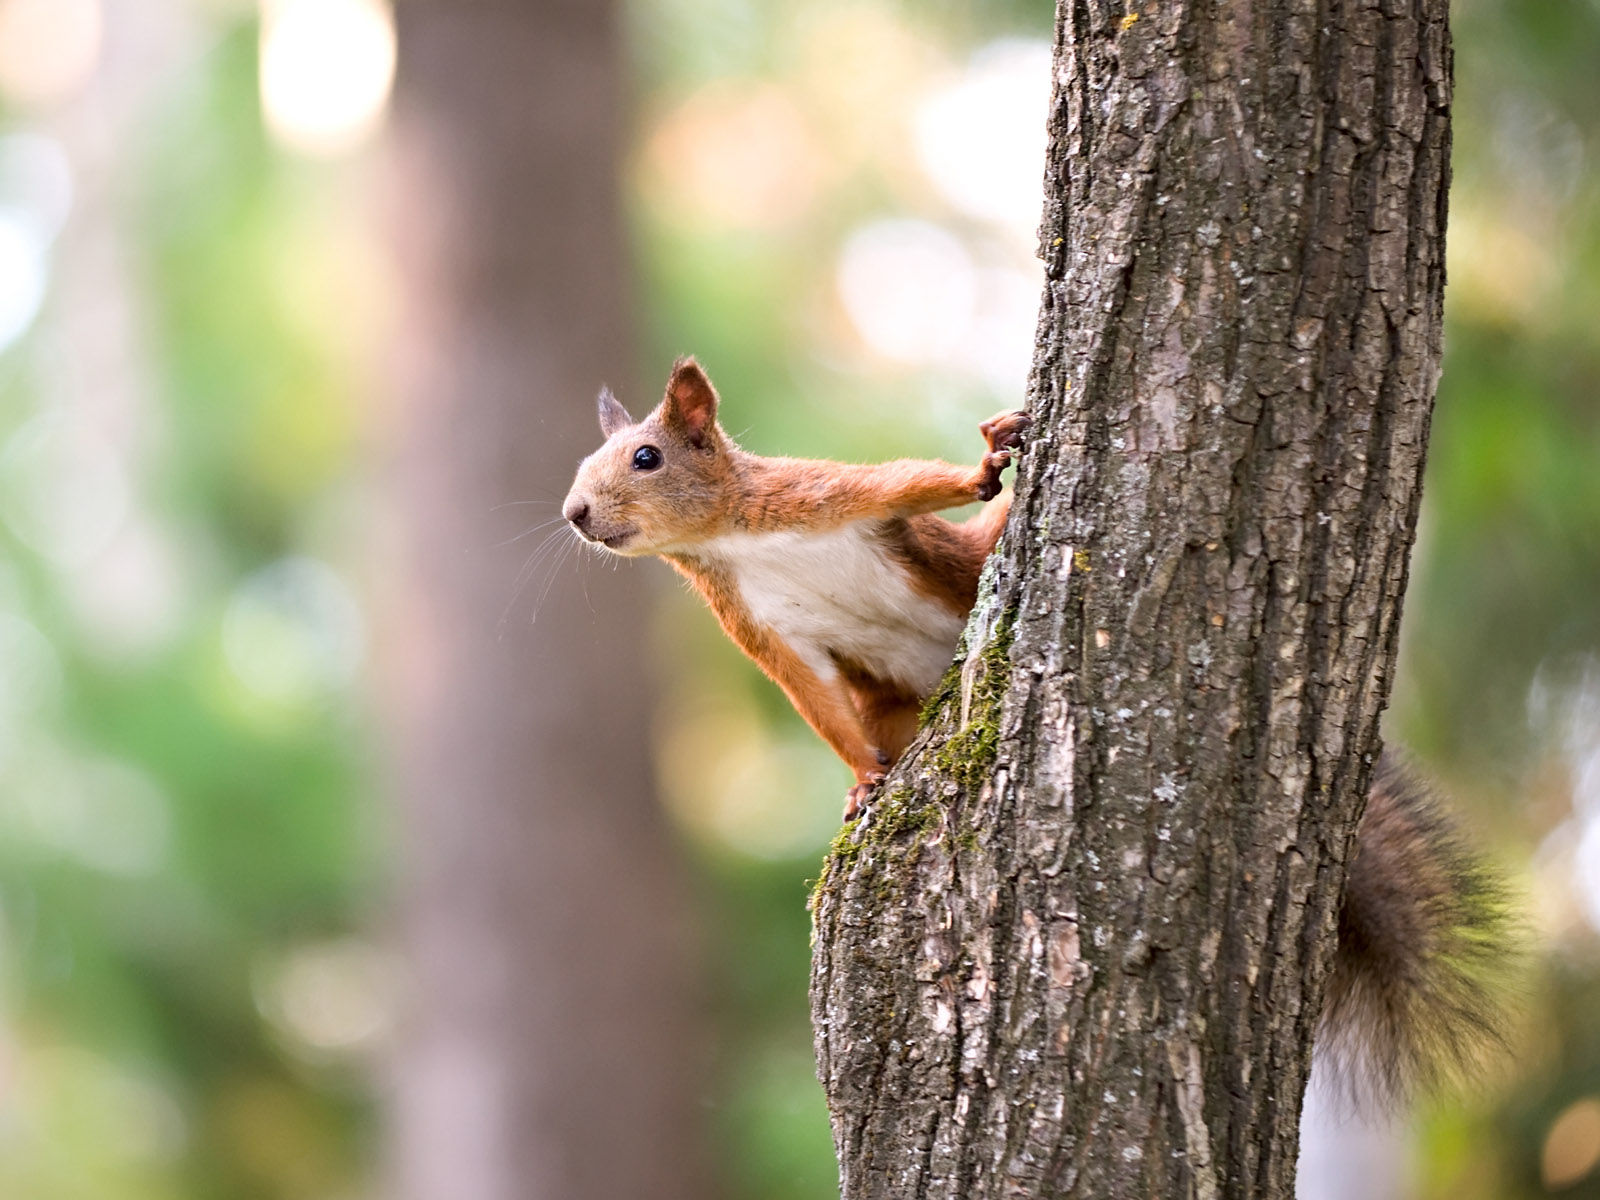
[562,356,1512,1105]
[563,356,1031,819]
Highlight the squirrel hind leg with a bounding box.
[836,659,922,767]
[856,694,920,769]
[828,659,922,821]
[962,494,1012,558]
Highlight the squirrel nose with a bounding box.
[563,498,590,530]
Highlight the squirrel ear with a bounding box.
[597,387,633,439]
[662,357,719,449]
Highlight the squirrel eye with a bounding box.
[632,445,663,472]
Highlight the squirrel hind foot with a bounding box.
[843,774,887,820]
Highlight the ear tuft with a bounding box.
[663,357,719,449]
[597,387,633,439]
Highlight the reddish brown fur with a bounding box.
[830,650,925,767]
[563,359,1028,812]
[890,507,1009,616]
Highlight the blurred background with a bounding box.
[0,0,1594,1197]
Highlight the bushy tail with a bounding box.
[1318,755,1517,1107]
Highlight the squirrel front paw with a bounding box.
[980,409,1033,454]
[844,773,887,820]
[974,410,1032,499]
[975,452,1012,501]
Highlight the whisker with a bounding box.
[528,533,580,624]
[579,539,598,615]
[486,516,569,550]
[488,499,561,513]
[497,526,576,638]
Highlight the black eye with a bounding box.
[632,445,663,471]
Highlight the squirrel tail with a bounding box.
[1318,754,1517,1108]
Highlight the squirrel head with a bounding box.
[562,357,733,556]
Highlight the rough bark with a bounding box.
[381,5,710,1200]
[809,0,1452,1197]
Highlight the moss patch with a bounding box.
[918,657,963,727]
[812,619,1017,911]
[810,788,941,910]
[927,619,1016,793]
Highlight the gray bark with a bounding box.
[381,5,711,1199]
[809,0,1452,1197]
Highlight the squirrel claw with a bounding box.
[844,774,887,820]
[976,451,1012,501]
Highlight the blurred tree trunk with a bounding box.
[381,5,710,1200]
[810,0,1451,1197]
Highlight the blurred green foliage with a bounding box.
[0,12,376,1200]
[0,0,1595,1198]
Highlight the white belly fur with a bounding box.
[702,524,966,696]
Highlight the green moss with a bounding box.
[812,620,1016,911]
[918,657,964,727]
[854,789,937,849]
[927,620,1016,793]
[827,816,864,868]
[809,788,941,910]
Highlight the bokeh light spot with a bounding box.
[914,40,1052,238]
[1542,1097,1600,1190]
[66,515,186,659]
[837,218,976,366]
[256,940,397,1060]
[1447,206,1556,328]
[0,0,102,108]
[13,1046,186,1164]
[658,696,846,861]
[0,213,48,352]
[25,755,172,877]
[0,133,74,241]
[795,7,929,165]
[259,0,396,157]
[966,265,1042,394]
[0,414,131,568]
[644,82,823,229]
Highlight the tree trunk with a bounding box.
[809,0,1451,1196]
[381,5,710,1200]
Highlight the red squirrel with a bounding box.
[563,357,1513,1104]
[562,356,1029,817]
